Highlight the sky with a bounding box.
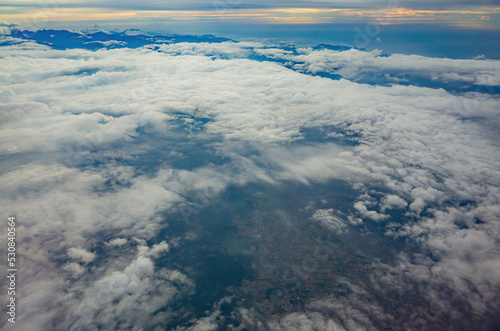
[0,0,498,24]
[1,0,499,58]
[0,1,500,330]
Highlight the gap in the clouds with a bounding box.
[61,67,102,77]
[148,179,411,326]
[360,75,500,95]
[59,120,227,176]
[298,127,359,146]
[60,114,363,179]
[154,202,255,326]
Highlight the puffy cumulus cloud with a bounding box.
[68,247,96,264]
[183,315,219,331]
[62,242,193,331]
[106,238,128,247]
[151,41,262,59]
[0,33,499,329]
[268,312,345,331]
[267,279,396,331]
[310,209,348,234]
[0,163,182,237]
[148,240,170,258]
[0,162,207,329]
[5,224,191,330]
[353,201,389,222]
[380,194,408,211]
[0,22,17,35]
[63,262,87,276]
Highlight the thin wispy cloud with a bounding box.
[1,0,499,26]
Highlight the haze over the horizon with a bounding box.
[2,0,499,58]
[2,0,499,27]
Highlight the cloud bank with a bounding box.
[0,29,499,330]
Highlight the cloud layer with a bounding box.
[0,30,499,330]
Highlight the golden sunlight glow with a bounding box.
[0,6,498,26]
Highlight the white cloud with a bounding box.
[68,247,96,263]
[64,243,193,331]
[353,201,389,221]
[106,238,128,246]
[310,209,348,234]
[381,194,408,211]
[263,47,500,86]
[63,262,86,276]
[1,34,499,329]
[268,312,345,331]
